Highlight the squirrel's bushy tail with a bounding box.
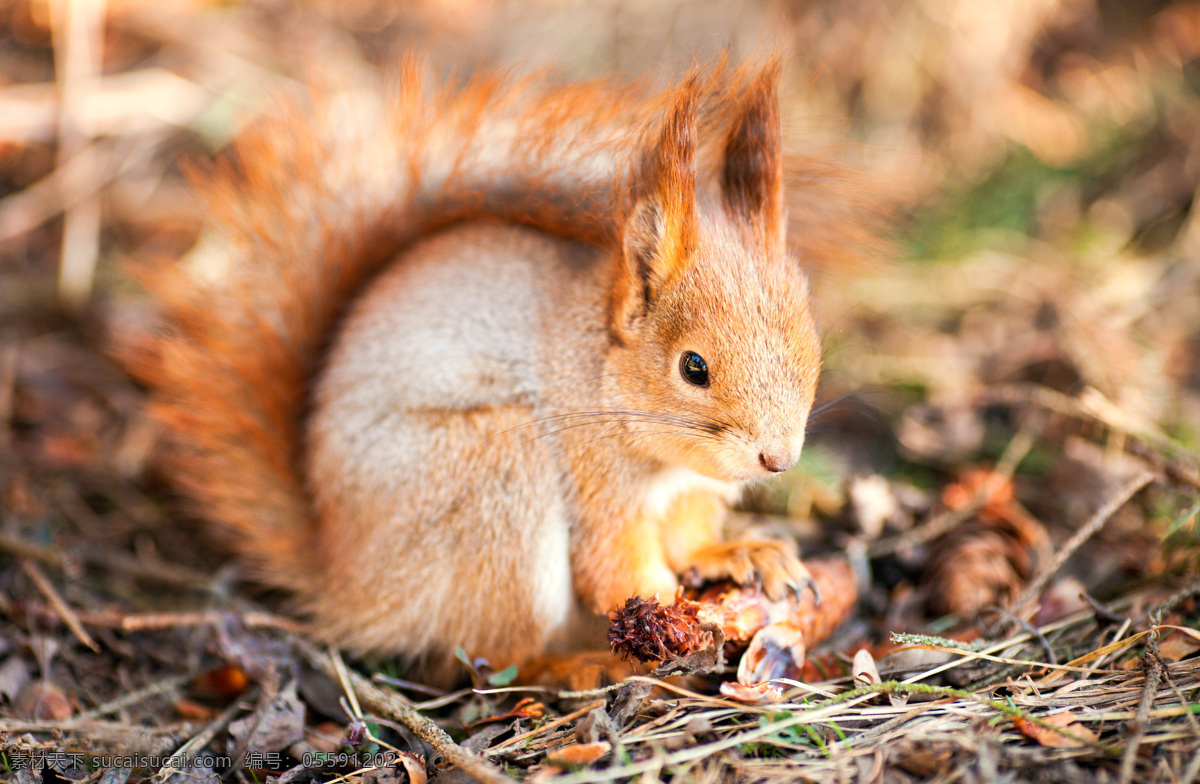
[122,57,890,595]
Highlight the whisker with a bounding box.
[808,387,887,427]
[487,409,690,441]
[517,407,724,436]
[548,427,721,453]
[531,421,722,445]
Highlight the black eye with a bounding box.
[680,352,709,387]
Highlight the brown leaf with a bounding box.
[896,742,953,777]
[229,680,306,753]
[15,682,73,720]
[466,697,546,727]
[1014,711,1098,748]
[304,721,344,754]
[174,697,222,720]
[1032,577,1090,626]
[395,753,428,784]
[1157,629,1200,662]
[609,679,654,726]
[943,467,1014,514]
[575,705,617,745]
[191,663,249,702]
[364,755,428,784]
[718,680,786,704]
[544,742,611,768]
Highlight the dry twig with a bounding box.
[1009,471,1156,621]
[20,558,99,652]
[869,422,1038,557]
[299,644,515,784]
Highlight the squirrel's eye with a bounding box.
[680,352,709,387]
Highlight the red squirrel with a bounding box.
[125,57,876,684]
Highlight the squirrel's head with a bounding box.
[608,65,821,484]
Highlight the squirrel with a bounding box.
[123,56,879,685]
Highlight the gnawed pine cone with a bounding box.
[607,593,707,663]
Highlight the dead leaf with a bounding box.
[1014,711,1098,748]
[304,721,344,754]
[942,467,1013,512]
[461,722,512,754]
[15,682,73,720]
[229,680,306,753]
[896,742,954,777]
[1032,577,1090,626]
[544,742,611,768]
[174,697,222,720]
[719,680,786,704]
[191,663,249,702]
[1157,629,1200,662]
[575,706,617,745]
[609,679,653,726]
[466,697,546,728]
[852,648,881,686]
[395,753,427,784]
[363,755,427,784]
[0,656,31,702]
[849,474,900,538]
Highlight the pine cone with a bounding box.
[607,594,707,663]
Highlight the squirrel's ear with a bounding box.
[721,63,784,251]
[613,81,699,338]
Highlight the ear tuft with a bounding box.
[634,76,700,270]
[721,63,784,249]
[612,78,701,338]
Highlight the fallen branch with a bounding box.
[1010,471,1155,621]
[298,644,515,784]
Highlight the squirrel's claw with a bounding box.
[687,539,812,602]
[790,575,822,606]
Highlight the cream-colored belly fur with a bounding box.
[305,224,595,670]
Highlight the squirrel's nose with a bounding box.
[758,450,797,474]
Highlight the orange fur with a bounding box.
[123,56,883,683]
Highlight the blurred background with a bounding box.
[1,0,1199,650]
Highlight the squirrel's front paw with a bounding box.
[587,564,680,615]
[687,539,817,602]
